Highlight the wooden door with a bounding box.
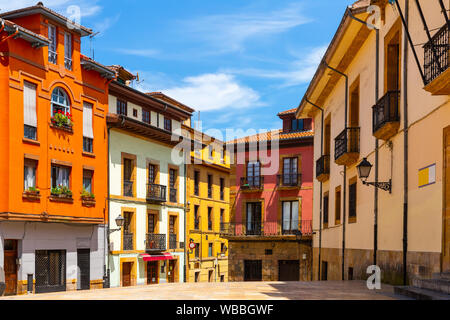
[168,260,176,283]
[122,262,132,287]
[278,260,300,281]
[4,240,17,295]
[147,262,158,284]
[443,126,450,272]
[244,260,262,281]
[77,249,90,290]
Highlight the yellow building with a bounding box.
[296,0,449,289]
[185,127,230,282]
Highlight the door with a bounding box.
[443,126,450,272]
[147,262,158,284]
[246,203,262,235]
[244,260,262,281]
[168,260,176,283]
[77,249,90,290]
[278,260,300,281]
[4,240,18,295]
[321,261,328,281]
[122,262,132,287]
[35,250,66,294]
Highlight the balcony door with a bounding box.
[247,161,261,187]
[282,201,299,234]
[444,126,450,272]
[283,158,298,186]
[4,240,18,296]
[246,202,262,235]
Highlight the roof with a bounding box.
[0,18,50,48]
[227,129,314,145]
[0,2,93,37]
[108,65,137,81]
[277,108,297,116]
[80,55,116,79]
[146,92,195,113]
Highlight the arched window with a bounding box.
[51,87,70,115]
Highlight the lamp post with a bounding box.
[104,214,125,288]
[357,158,392,193]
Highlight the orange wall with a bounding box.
[0,13,109,223]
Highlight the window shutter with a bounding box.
[83,102,94,139]
[23,82,37,127]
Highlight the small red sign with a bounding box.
[189,242,196,250]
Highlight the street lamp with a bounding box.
[356,158,392,193]
[108,214,125,234]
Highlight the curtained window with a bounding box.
[282,201,299,234]
[24,159,37,190]
[51,87,70,116]
[83,170,93,193]
[51,165,70,188]
[48,25,57,64]
[83,102,94,153]
[64,32,72,70]
[23,81,37,140]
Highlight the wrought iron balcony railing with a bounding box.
[169,233,177,249]
[277,173,302,187]
[146,233,166,251]
[335,127,360,162]
[240,176,264,190]
[123,180,134,197]
[169,188,177,203]
[48,50,57,64]
[316,155,330,180]
[64,57,72,70]
[220,220,313,237]
[424,24,449,85]
[123,233,134,251]
[147,183,167,203]
[372,90,400,135]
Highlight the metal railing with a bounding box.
[147,183,167,202]
[240,176,264,190]
[220,220,313,237]
[277,173,302,187]
[48,50,57,64]
[169,233,177,249]
[64,57,72,70]
[123,180,134,197]
[335,127,360,161]
[372,90,400,134]
[123,233,134,251]
[316,155,330,178]
[194,184,199,196]
[169,188,177,203]
[424,24,449,85]
[146,233,166,251]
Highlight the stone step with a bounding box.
[432,272,450,280]
[413,278,450,294]
[394,286,450,300]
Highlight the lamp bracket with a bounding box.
[362,180,392,193]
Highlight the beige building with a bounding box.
[296,0,449,285]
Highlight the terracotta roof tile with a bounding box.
[277,108,297,116]
[227,129,314,145]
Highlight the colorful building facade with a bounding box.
[224,109,314,281]
[0,3,114,295]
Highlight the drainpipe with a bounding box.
[105,126,111,288]
[305,99,324,281]
[184,161,187,282]
[348,9,380,268]
[323,62,348,281]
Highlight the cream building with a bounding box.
[296,0,449,285]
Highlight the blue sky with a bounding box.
[1,0,352,138]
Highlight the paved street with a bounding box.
[0,281,406,300]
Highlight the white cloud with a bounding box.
[114,48,159,58]
[180,3,312,54]
[156,73,262,112]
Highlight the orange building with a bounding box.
[0,3,114,295]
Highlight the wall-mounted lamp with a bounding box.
[357,158,392,193]
[108,214,125,234]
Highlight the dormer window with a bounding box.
[64,32,72,70]
[48,25,57,64]
[291,119,304,132]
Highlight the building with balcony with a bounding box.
[0,3,115,295]
[224,109,314,282]
[296,0,450,287]
[107,77,193,287]
[185,128,230,283]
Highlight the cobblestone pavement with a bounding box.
[1,281,406,300]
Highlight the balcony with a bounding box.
[220,220,313,238]
[316,155,330,182]
[424,24,449,95]
[123,233,134,251]
[335,127,360,166]
[123,180,134,197]
[277,173,302,188]
[240,176,264,191]
[169,233,177,250]
[64,57,72,71]
[372,91,400,141]
[48,50,57,64]
[146,233,166,251]
[169,188,177,203]
[146,183,167,203]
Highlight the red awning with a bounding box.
[140,253,174,262]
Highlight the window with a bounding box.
[48,25,57,64]
[220,148,224,162]
[247,161,261,187]
[335,186,341,224]
[349,180,357,221]
[291,119,304,132]
[83,102,94,153]
[169,216,176,234]
[164,117,172,131]
[123,158,134,197]
[117,99,127,116]
[82,170,93,193]
[220,243,225,255]
[349,78,360,127]
[195,272,200,282]
[133,109,138,117]
[207,174,213,198]
[194,244,200,259]
[208,243,213,257]
[208,145,214,159]
[282,201,299,234]
[220,178,225,200]
[208,207,213,230]
[64,32,72,70]
[283,158,298,186]
[24,159,37,191]
[194,171,200,196]
[51,165,70,188]
[194,205,200,230]
[51,87,70,116]
[23,81,37,140]
[148,213,156,233]
[142,110,150,124]
[323,194,329,227]
[220,209,224,228]
[246,202,262,235]
[148,164,156,184]
[169,216,177,249]
[123,212,134,251]
[169,169,177,202]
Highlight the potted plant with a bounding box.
[51,110,73,130]
[81,188,96,206]
[51,185,72,199]
[24,186,40,195]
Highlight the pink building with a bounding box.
[224,108,314,282]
